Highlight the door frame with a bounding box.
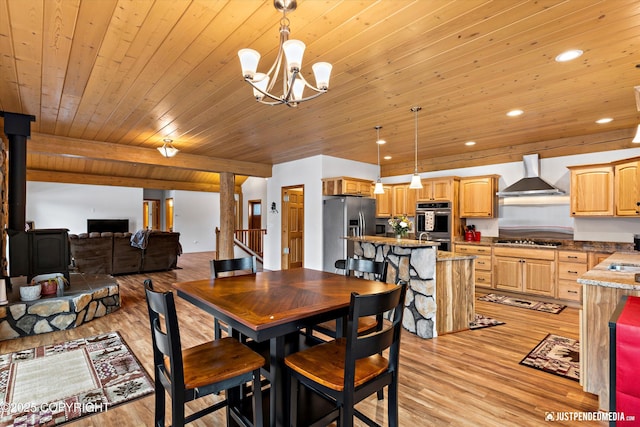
[281,185,304,270]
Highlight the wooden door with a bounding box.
[614,160,640,216]
[459,176,497,217]
[375,186,392,217]
[281,186,304,269]
[523,258,555,296]
[143,199,160,230]
[165,198,174,231]
[569,165,614,216]
[493,256,522,291]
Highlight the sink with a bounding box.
[607,263,640,272]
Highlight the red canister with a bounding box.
[465,230,474,241]
[474,231,481,241]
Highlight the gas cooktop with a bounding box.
[495,239,562,248]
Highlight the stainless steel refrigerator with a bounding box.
[322,196,376,273]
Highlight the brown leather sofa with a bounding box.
[69,231,181,275]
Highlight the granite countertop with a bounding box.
[344,235,439,248]
[577,252,640,290]
[436,250,476,262]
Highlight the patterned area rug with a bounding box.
[469,314,505,330]
[0,331,154,426]
[478,293,566,314]
[519,334,580,382]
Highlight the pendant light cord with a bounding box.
[412,106,422,173]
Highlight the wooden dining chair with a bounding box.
[285,281,408,427]
[313,257,389,338]
[210,256,257,339]
[144,279,264,427]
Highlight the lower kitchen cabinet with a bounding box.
[493,246,556,297]
[454,243,493,289]
[556,250,588,302]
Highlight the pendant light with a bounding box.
[409,106,423,189]
[373,125,385,194]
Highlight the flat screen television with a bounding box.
[87,219,129,234]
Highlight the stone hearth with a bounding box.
[0,273,120,340]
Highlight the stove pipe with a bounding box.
[2,112,36,278]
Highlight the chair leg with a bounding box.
[289,374,299,427]
[252,369,263,427]
[214,319,222,340]
[377,389,384,400]
[154,371,166,427]
[388,376,399,427]
[171,391,186,427]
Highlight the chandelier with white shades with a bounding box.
[237,0,332,107]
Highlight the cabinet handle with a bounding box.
[478,278,485,282]
[568,255,578,259]
[567,290,578,294]
[567,270,578,274]
[478,261,485,265]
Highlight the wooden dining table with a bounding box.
[173,268,394,427]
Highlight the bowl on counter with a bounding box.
[20,284,41,301]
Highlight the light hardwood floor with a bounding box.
[0,252,606,426]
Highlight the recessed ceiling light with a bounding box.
[555,49,583,62]
[595,117,613,124]
[384,155,392,160]
[506,109,524,117]
[465,141,476,146]
[376,139,386,145]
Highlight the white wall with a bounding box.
[241,177,268,229]
[172,190,218,253]
[26,182,142,234]
[264,155,378,271]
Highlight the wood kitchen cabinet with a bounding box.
[392,185,417,217]
[418,177,458,201]
[454,243,493,289]
[322,177,372,197]
[556,250,587,302]
[375,185,393,217]
[459,175,499,218]
[493,246,556,297]
[614,158,640,216]
[568,164,614,216]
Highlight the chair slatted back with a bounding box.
[345,282,407,367]
[343,257,388,282]
[211,256,257,278]
[144,279,185,392]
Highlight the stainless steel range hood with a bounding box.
[496,154,565,197]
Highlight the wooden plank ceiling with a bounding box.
[1,0,640,190]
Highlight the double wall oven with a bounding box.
[415,201,452,251]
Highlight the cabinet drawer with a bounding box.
[557,251,587,263]
[475,270,492,288]
[455,244,492,256]
[558,280,582,302]
[493,246,556,261]
[558,262,588,280]
[474,255,492,271]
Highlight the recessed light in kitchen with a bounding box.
[506,109,523,117]
[555,49,583,62]
[384,155,392,160]
[465,141,476,146]
[595,117,613,124]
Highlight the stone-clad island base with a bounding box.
[0,273,120,340]
[346,236,475,338]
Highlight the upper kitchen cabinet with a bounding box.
[392,184,417,217]
[322,177,373,197]
[614,158,640,216]
[418,177,459,201]
[459,175,499,218]
[568,164,614,216]
[375,185,393,218]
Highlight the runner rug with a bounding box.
[478,293,566,314]
[519,333,580,382]
[0,331,154,426]
[469,313,505,330]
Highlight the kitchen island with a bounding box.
[345,236,475,338]
[578,252,640,410]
